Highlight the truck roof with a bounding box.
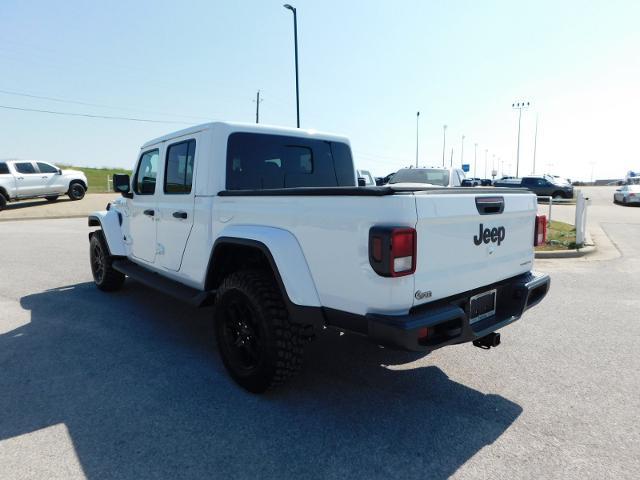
[140,121,351,149]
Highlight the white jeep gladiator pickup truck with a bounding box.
[88,122,550,393]
[0,160,88,210]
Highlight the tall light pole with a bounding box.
[254,90,263,123]
[532,113,538,174]
[484,149,488,178]
[415,111,420,168]
[442,125,447,167]
[284,4,300,128]
[512,101,530,177]
[460,135,465,167]
[450,148,454,167]
[474,143,478,178]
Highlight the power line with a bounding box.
[0,104,194,124]
[0,88,212,121]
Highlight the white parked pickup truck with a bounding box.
[0,160,88,210]
[88,122,550,393]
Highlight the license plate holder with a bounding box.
[469,289,497,324]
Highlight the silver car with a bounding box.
[613,184,640,205]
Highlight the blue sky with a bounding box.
[1,0,639,180]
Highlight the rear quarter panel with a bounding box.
[214,194,418,316]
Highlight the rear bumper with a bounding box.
[326,271,550,352]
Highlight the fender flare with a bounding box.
[211,225,321,308]
[88,210,126,256]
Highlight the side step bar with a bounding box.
[112,259,215,307]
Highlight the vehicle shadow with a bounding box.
[5,197,73,210]
[3,282,522,479]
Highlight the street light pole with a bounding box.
[484,149,488,178]
[460,135,465,167]
[532,113,538,174]
[442,125,447,167]
[284,4,300,128]
[474,143,478,178]
[512,101,530,177]
[415,111,420,168]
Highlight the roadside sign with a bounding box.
[462,164,470,172]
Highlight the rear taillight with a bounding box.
[630,193,636,198]
[369,227,417,277]
[534,215,547,246]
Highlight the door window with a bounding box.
[15,162,36,174]
[134,150,159,195]
[164,140,196,194]
[37,162,59,174]
[0,162,9,174]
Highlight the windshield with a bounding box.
[389,169,449,186]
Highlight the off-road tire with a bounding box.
[214,270,306,393]
[68,181,86,201]
[90,231,125,291]
[45,195,59,202]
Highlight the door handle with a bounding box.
[172,211,188,219]
[143,209,155,217]
[17,177,24,180]
[42,176,48,179]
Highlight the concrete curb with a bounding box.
[535,244,596,259]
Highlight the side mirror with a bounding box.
[57,168,63,175]
[357,177,366,187]
[113,174,133,198]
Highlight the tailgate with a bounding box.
[412,191,537,306]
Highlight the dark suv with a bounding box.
[495,176,574,199]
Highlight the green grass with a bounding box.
[59,165,131,193]
[535,220,578,251]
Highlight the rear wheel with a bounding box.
[0,195,6,211]
[90,231,125,291]
[45,195,59,202]
[214,270,306,393]
[68,182,86,200]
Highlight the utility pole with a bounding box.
[442,125,447,167]
[512,101,530,177]
[474,143,478,178]
[532,113,538,174]
[415,111,420,168]
[254,90,263,123]
[450,147,454,168]
[460,135,465,167]
[283,4,300,128]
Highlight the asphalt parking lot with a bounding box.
[1,187,638,479]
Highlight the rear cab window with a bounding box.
[225,132,355,190]
[0,162,9,174]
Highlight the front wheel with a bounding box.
[0,195,6,211]
[552,191,565,200]
[68,182,86,200]
[90,231,125,291]
[214,270,306,393]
